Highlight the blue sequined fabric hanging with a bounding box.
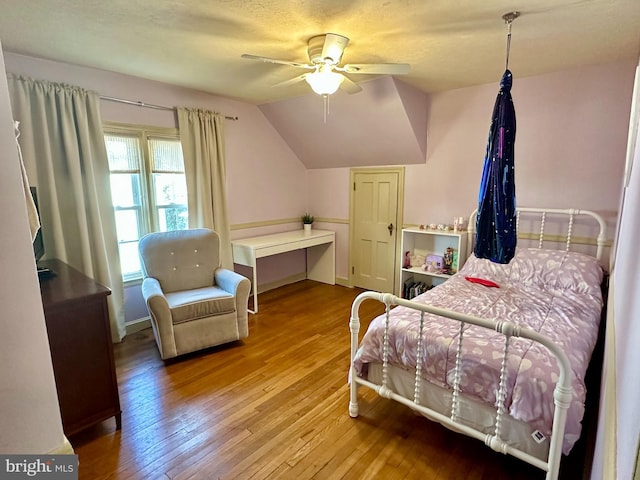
[474,69,517,264]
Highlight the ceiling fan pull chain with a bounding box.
[323,94,329,123]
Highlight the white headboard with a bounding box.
[467,207,608,263]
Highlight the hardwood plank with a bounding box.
[69,280,590,479]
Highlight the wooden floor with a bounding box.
[70,280,591,480]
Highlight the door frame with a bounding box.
[348,166,405,292]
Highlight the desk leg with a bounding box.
[307,241,335,285]
[249,259,258,314]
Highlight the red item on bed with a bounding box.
[465,276,500,288]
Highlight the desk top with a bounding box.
[232,229,335,250]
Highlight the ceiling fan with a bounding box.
[242,33,410,96]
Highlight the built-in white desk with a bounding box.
[232,229,335,313]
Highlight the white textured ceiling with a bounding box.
[0,0,638,105]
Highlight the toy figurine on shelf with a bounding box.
[403,251,411,269]
[442,247,454,274]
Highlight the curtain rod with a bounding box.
[99,95,239,121]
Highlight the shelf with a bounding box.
[403,227,468,237]
[401,267,454,279]
[399,228,468,297]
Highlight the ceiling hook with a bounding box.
[502,11,520,71]
[502,11,520,24]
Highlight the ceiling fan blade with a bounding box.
[339,74,362,94]
[341,63,411,75]
[272,74,308,88]
[321,33,349,64]
[241,54,314,70]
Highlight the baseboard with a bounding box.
[125,274,344,333]
[257,272,307,294]
[47,436,75,455]
[125,316,151,335]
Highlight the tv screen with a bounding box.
[30,187,45,262]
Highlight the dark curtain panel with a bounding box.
[474,69,517,264]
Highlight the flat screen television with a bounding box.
[30,186,45,262]
[29,186,55,279]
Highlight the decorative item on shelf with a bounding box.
[403,251,411,268]
[302,212,315,234]
[442,247,455,274]
[454,216,466,232]
[410,253,425,268]
[423,254,444,273]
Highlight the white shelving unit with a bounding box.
[400,228,468,298]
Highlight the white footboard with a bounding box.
[349,291,573,480]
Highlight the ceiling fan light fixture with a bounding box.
[305,66,344,95]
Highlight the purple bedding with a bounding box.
[353,247,604,454]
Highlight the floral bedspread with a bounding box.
[352,247,604,454]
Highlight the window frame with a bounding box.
[104,122,187,283]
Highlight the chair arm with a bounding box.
[141,277,177,359]
[215,268,251,297]
[215,269,251,337]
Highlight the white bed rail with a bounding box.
[349,291,573,480]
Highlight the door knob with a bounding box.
[388,223,394,236]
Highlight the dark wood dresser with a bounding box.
[39,259,122,436]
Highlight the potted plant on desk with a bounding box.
[302,212,315,234]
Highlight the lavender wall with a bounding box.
[310,60,636,279]
[3,52,311,316]
[3,53,309,230]
[410,61,632,222]
[4,53,636,315]
[259,77,428,169]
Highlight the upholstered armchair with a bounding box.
[138,228,251,360]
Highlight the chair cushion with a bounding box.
[165,286,236,324]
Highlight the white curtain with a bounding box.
[7,74,125,342]
[15,121,40,241]
[177,107,232,269]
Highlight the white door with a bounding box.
[350,169,402,292]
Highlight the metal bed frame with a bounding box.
[348,207,607,480]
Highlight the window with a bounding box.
[104,124,188,281]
